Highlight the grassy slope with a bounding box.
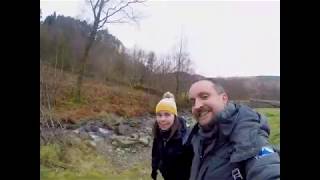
[40,142,157,180]
[41,66,163,179]
[255,108,280,145]
[41,64,159,123]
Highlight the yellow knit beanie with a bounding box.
[155,92,177,116]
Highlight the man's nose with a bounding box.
[194,99,203,109]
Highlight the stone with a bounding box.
[117,123,132,135]
[138,136,150,146]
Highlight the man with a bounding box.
[187,79,280,180]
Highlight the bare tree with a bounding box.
[146,51,156,73]
[40,61,65,144]
[153,54,170,75]
[172,33,193,97]
[150,54,175,92]
[75,0,145,102]
[144,51,156,87]
[127,46,145,86]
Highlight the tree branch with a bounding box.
[106,0,145,19]
[97,0,144,29]
[94,0,107,28]
[98,13,109,29]
[120,7,139,23]
[98,9,109,26]
[89,0,99,19]
[99,0,124,23]
[107,18,129,24]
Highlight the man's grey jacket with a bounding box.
[188,103,280,180]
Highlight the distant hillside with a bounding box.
[212,76,280,100]
[40,13,124,77]
[161,72,279,101]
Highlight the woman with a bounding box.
[151,92,193,180]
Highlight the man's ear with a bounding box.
[222,93,228,103]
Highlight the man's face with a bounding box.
[188,80,228,126]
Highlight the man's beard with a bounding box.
[194,106,218,132]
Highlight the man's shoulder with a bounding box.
[228,104,271,162]
[233,104,270,135]
[235,104,261,121]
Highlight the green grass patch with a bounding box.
[40,141,155,180]
[255,108,280,145]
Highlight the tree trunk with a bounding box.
[75,30,97,102]
[74,0,105,102]
[176,71,180,97]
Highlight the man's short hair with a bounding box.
[192,78,226,95]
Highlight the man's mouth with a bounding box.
[199,111,209,118]
[198,111,210,121]
[195,107,212,120]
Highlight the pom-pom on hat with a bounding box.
[155,92,177,116]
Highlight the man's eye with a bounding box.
[189,99,195,106]
[164,113,170,117]
[200,94,209,99]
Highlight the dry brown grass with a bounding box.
[41,63,159,123]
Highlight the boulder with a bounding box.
[117,123,135,136]
[129,133,139,140]
[88,132,104,142]
[138,136,150,146]
[110,135,139,148]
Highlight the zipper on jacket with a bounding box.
[163,139,167,148]
[194,140,204,180]
[198,139,204,173]
[199,140,204,162]
[196,137,222,179]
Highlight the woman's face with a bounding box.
[156,111,175,130]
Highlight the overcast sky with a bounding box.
[40,0,280,78]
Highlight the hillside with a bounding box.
[163,71,280,101]
[40,63,160,124]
